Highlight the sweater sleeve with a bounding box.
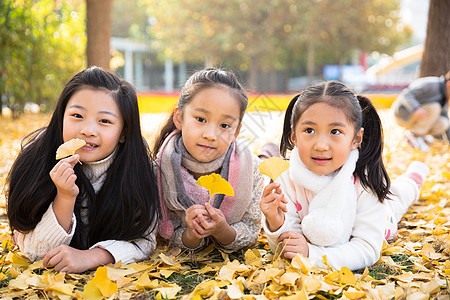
[90,227,157,265]
[15,203,76,261]
[307,191,387,271]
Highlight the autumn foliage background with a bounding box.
[0,94,449,299]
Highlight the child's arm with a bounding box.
[42,245,114,273]
[261,196,301,252]
[17,155,80,261]
[49,155,80,232]
[260,182,287,231]
[89,225,158,266]
[15,203,77,262]
[260,170,303,253]
[41,224,158,273]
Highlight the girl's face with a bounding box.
[173,87,242,162]
[63,88,124,162]
[291,102,363,175]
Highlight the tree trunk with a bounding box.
[420,0,450,77]
[86,0,114,69]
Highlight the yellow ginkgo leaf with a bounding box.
[259,157,290,182]
[339,266,356,285]
[135,272,158,290]
[91,266,118,297]
[196,173,234,201]
[82,280,103,300]
[55,138,86,160]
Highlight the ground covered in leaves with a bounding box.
[0,110,449,299]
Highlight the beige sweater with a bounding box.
[16,153,157,265]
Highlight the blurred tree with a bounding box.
[111,0,149,39]
[420,0,450,77]
[148,0,302,89]
[0,0,85,117]
[86,0,113,69]
[285,0,411,84]
[147,0,410,90]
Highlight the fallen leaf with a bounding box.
[91,266,118,297]
[55,138,86,160]
[135,272,158,290]
[258,157,290,182]
[191,280,224,297]
[160,268,175,278]
[44,282,75,296]
[154,284,182,299]
[244,249,262,267]
[196,173,234,201]
[159,253,180,266]
[280,271,300,286]
[343,287,366,299]
[82,280,103,300]
[226,283,244,299]
[11,253,29,268]
[280,286,308,300]
[339,267,356,285]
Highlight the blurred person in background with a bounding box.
[391,71,450,152]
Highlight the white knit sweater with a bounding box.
[15,153,157,265]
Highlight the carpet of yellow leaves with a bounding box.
[0,109,449,299]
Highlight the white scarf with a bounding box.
[289,147,359,246]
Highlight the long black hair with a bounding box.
[6,66,159,249]
[280,81,390,202]
[152,67,248,157]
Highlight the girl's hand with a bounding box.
[42,245,114,273]
[278,231,309,259]
[183,205,209,248]
[194,203,235,245]
[50,155,80,232]
[260,182,287,232]
[50,155,80,199]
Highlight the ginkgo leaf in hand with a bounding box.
[55,138,86,160]
[196,173,234,201]
[259,157,290,182]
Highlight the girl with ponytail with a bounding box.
[261,81,429,271]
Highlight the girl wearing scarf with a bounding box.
[261,81,429,271]
[153,68,264,251]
